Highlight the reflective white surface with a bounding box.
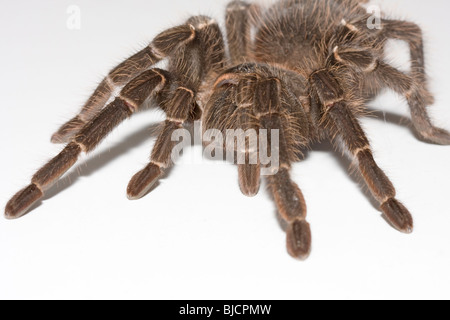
[1,0,449,299]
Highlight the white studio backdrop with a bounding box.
[0,0,449,299]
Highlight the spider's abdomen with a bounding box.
[251,0,364,73]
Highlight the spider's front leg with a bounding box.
[204,66,312,259]
[257,79,311,259]
[5,17,225,219]
[5,69,168,219]
[127,16,226,199]
[311,70,413,233]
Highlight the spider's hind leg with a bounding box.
[374,62,450,145]
[378,20,450,144]
[226,0,260,64]
[331,44,450,145]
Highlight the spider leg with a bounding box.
[226,0,260,64]
[257,111,312,260]
[332,46,450,145]
[235,107,261,197]
[5,69,168,219]
[232,76,262,197]
[126,101,191,200]
[267,168,311,260]
[127,16,226,200]
[238,154,261,196]
[375,62,450,145]
[379,19,450,144]
[328,101,413,233]
[258,78,311,259]
[311,69,413,233]
[381,19,431,96]
[203,77,262,196]
[51,24,197,144]
[206,69,311,259]
[262,109,311,259]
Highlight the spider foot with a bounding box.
[286,220,312,260]
[381,198,414,234]
[5,184,43,220]
[127,163,162,200]
[416,127,450,145]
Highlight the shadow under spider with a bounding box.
[26,119,163,216]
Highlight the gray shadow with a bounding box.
[31,121,163,212]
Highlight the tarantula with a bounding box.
[5,0,449,259]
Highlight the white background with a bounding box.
[1,0,449,300]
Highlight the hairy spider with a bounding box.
[5,0,449,259]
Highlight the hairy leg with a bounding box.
[331,44,450,145]
[51,24,197,143]
[327,101,413,233]
[226,0,260,64]
[205,65,311,259]
[6,69,168,219]
[6,16,225,219]
[310,69,413,232]
[127,16,226,199]
[382,19,430,90]
[375,62,450,145]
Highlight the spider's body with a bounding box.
[6,0,450,259]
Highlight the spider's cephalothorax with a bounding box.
[6,0,449,259]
